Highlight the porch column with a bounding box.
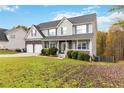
[49,41,50,48]
[89,39,93,56]
[57,41,59,54]
[65,41,68,54]
[76,40,78,50]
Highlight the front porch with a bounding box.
[43,39,92,57]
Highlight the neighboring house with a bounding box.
[0,28,8,49]
[25,13,97,57]
[0,28,27,50]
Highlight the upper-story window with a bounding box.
[32,29,37,36]
[49,29,56,36]
[76,24,93,34]
[61,27,67,35]
[76,25,87,34]
[10,35,15,39]
[88,24,93,33]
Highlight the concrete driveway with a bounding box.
[0,53,39,57]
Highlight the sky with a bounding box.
[0,5,124,31]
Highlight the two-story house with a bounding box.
[25,13,97,57]
[0,28,27,50]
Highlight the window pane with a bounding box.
[88,24,93,33]
[49,29,56,36]
[76,25,87,34]
[61,27,67,35]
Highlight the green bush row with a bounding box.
[67,50,90,61]
[41,48,58,56]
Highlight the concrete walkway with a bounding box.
[0,53,39,57]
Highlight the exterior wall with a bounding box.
[57,19,73,36]
[5,28,27,50]
[42,30,48,36]
[26,26,43,39]
[0,42,8,49]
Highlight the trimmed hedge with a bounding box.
[67,50,90,61]
[41,48,58,56]
[41,48,50,56]
[71,51,78,59]
[49,47,58,55]
[67,50,73,58]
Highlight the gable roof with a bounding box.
[36,13,96,31]
[0,28,8,41]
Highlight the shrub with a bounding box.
[41,48,50,56]
[0,49,17,54]
[49,47,58,56]
[71,51,78,59]
[77,51,85,60]
[15,49,22,52]
[83,53,90,61]
[67,50,73,58]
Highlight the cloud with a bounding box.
[97,12,124,31]
[53,5,100,20]
[0,5,19,12]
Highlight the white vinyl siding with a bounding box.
[76,25,87,34]
[61,27,67,35]
[49,29,56,36]
[42,30,48,36]
[32,29,37,36]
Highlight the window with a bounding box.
[76,25,87,34]
[44,42,49,48]
[49,29,56,36]
[50,42,57,48]
[32,29,37,36]
[10,35,15,39]
[78,41,89,50]
[61,27,67,35]
[88,24,93,33]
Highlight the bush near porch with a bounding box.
[0,49,17,54]
[67,50,90,61]
[41,48,58,56]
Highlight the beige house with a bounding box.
[0,28,27,50]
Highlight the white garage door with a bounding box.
[34,44,42,53]
[27,44,33,53]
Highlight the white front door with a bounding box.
[27,44,33,53]
[34,44,42,53]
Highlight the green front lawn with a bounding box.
[0,49,17,54]
[0,56,123,88]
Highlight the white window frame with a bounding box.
[49,29,56,36]
[78,41,89,50]
[76,25,87,34]
[88,24,93,33]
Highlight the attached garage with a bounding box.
[34,44,42,53]
[26,44,33,53]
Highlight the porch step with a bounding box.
[58,54,66,58]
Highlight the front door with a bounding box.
[60,42,66,54]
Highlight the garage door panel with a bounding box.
[34,44,42,53]
[27,44,33,53]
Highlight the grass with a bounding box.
[0,56,123,88]
[0,49,17,54]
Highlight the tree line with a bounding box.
[97,20,124,60]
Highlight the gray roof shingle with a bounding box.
[36,13,96,31]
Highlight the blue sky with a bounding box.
[0,5,124,31]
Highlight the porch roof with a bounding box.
[41,33,94,41]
